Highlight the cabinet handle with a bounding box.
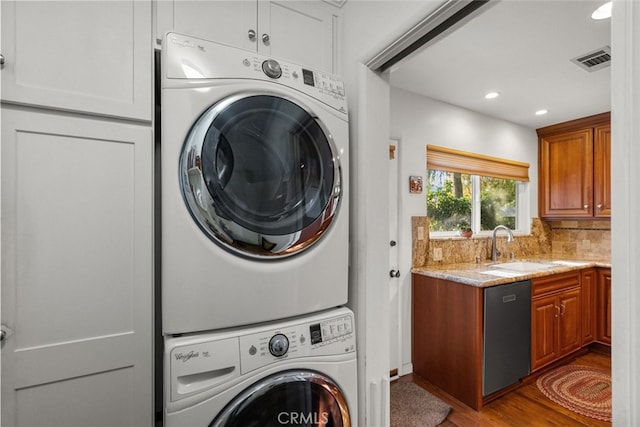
[262,33,270,44]
[583,204,589,210]
[0,325,13,342]
[0,54,4,65]
[597,204,603,209]
[555,305,560,318]
[248,29,256,41]
[560,303,566,316]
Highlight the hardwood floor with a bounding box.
[399,350,611,426]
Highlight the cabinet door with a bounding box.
[155,1,338,73]
[539,129,594,218]
[1,0,152,121]
[594,124,612,217]
[531,295,558,371]
[597,269,612,345]
[155,0,257,51]
[1,108,153,427]
[558,288,582,357]
[258,1,338,73]
[581,269,597,344]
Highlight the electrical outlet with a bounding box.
[433,247,443,261]
[417,226,425,241]
[582,239,591,250]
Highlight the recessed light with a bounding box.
[535,109,548,116]
[592,2,612,20]
[485,92,500,100]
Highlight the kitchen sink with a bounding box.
[479,269,525,278]
[549,260,590,267]
[488,261,557,272]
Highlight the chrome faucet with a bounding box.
[491,225,514,261]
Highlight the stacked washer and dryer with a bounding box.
[160,33,355,426]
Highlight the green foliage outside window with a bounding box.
[480,176,516,230]
[427,170,517,232]
[426,172,471,231]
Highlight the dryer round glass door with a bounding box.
[181,93,342,259]
[209,370,351,427]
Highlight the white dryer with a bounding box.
[164,307,357,426]
[160,33,349,334]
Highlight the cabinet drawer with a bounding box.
[532,271,581,297]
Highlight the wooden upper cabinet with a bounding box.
[539,128,594,218]
[594,124,612,217]
[538,112,611,219]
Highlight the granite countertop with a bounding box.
[411,257,612,288]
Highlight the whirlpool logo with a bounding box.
[277,412,330,425]
[174,350,199,363]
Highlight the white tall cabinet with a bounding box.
[155,0,340,73]
[1,0,342,425]
[1,1,154,426]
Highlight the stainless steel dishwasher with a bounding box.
[483,279,531,396]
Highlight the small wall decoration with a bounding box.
[409,176,423,194]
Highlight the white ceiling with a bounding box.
[388,0,611,129]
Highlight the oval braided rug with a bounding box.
[536,364,611,422]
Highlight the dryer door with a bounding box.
[209,370,351,427]
[181,93,342,259]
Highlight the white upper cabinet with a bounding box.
[155,0,339,73]
[1,1,152,121]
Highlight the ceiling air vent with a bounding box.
[571,46,611,72]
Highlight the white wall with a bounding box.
[611,0,640,423]
[390,87,539,218]
[389,86,539,379]
[339,2,444,426]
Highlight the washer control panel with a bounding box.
[248,55,345,100]
[268,333,289,357]
[165,307,356,408]
[239,310,355,374]
[165,32,348,114]
[261,59,282,79]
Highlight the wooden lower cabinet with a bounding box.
[597,268,612,345]
[580,268,597,344]
[530,272,582,372]
[412,274,484,410]
[531,295,560,369]
[412,268,610,410]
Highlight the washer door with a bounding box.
[209,370,351,427]
[181,93,342,259]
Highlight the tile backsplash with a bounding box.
[548,220,611,259]
[412,217,611,267]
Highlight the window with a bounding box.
[426,145,529,236]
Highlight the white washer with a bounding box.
[164,307,357,426]
[160,33,349,334]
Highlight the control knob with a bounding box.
[269,333,289,357]
[262,59,282,79]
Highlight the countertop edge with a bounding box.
[411,259,611,288]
